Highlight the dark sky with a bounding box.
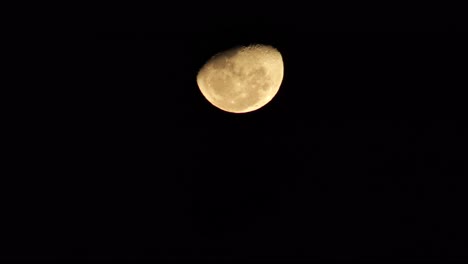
[8,8,466,262]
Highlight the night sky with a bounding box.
[8,7,466,262]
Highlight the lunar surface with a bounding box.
[196,44,284,113]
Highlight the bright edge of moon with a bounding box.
[196,44,284,113]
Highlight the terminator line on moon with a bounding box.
[196,44,284,113]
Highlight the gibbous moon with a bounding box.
[196,44,284,113]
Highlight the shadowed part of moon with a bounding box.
[197,44,283,113]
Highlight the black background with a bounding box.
[6,5,467,262]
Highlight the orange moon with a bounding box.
[196,44,284,113]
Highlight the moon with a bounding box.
[196,44,284,113]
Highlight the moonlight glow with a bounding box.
[196,44,284,113]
